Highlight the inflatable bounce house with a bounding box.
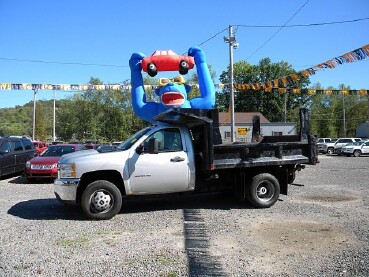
[129,46,215,123]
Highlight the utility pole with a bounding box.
[224,25,239,142]
[32,89,37,141]
[53,90,56,142]
[343,91,346,137]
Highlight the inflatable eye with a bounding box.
[147,63,157,77]
[179,60,189,75]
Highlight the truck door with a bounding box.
[128,127,190,194]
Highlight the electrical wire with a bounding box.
[236,17,369,28]
[246,0,310,61]
[0,57,129,68]
[1,15,368,68]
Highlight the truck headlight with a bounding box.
[58,163,76,178]
[26,161,31,168]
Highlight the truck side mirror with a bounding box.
[135,143,144,155]
[147,138,159,154]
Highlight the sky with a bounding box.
[0,0,368,108]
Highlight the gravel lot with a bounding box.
[1,155,369,276]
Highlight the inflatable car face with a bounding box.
[141,50,195,77]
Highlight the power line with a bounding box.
[246,0,310,61]
[0,57,129,68]
[237,17,369,28]
[1,16,368,68]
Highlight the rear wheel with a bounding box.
[81,180,122,220]
[247,173,280,208]
[353,150,361,157]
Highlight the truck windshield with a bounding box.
[117,127,151,151]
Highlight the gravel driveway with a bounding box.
[1,155,369,276]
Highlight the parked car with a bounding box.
[0,136,35,178]
[317,138,333,153]
[96,144,118,153]
[84,143,100,150]
[25,144,88,181]
[341,141,369,157]
[320,138,338,154]
[333,138,362,154]
[32,141,48,155]
[321,138,362,155]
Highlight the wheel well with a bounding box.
[76,170,126,204]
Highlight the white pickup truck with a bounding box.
[54,108,318,220]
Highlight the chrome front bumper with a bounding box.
[54,178,80,204]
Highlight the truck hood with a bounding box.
[58,149,130,177]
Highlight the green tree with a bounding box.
[219,58,310,122]
[35,101,47,140]
[187,64,217,99]
[56,78,147,142]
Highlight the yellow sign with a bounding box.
[237,127,248,136]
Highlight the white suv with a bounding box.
[321,138,362,155]
[334,138,362,154]
[317,138,333,153]
[341,141,369,157]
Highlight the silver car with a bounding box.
[341,141,369,157]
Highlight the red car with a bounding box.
[142,50,195,77]
[25,144,88,181]
[32,141,48,155]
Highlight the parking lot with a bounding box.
[1,155,369,276]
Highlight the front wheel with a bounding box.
[327,148,334,155]
[81,180,122,220]
[353,150,361,157]
[247,173,280,208]
[147,63,157,77]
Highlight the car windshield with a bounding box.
[117,127,151,151]
[330,138,338,143]
[41,146,75,157]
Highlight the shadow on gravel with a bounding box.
[8,199,85,220]
[183,208,228,276]
[7,192,252,221]
[120,191,250,214]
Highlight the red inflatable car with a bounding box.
[142,50,195,77]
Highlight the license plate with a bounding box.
[31,164,53,170]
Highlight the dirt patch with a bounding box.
[302,194,359,202]
[251,220,351,253]
[242,220,356,275]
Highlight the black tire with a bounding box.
[81,180,122,220]
[179,60,189,75]
[246,173,280,208]
[327,148,334,155]
[147,63,157,77]
[353,150,361,157]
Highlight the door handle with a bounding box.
[170,156,185,162]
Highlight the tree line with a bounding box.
[0,58,368,142]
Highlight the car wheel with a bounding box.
[353,150,361,157]
[179,60,189,75]
[327,148,334,155]
[246,173,280,208]
[147,63,157,77]
[81,180,122,220]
